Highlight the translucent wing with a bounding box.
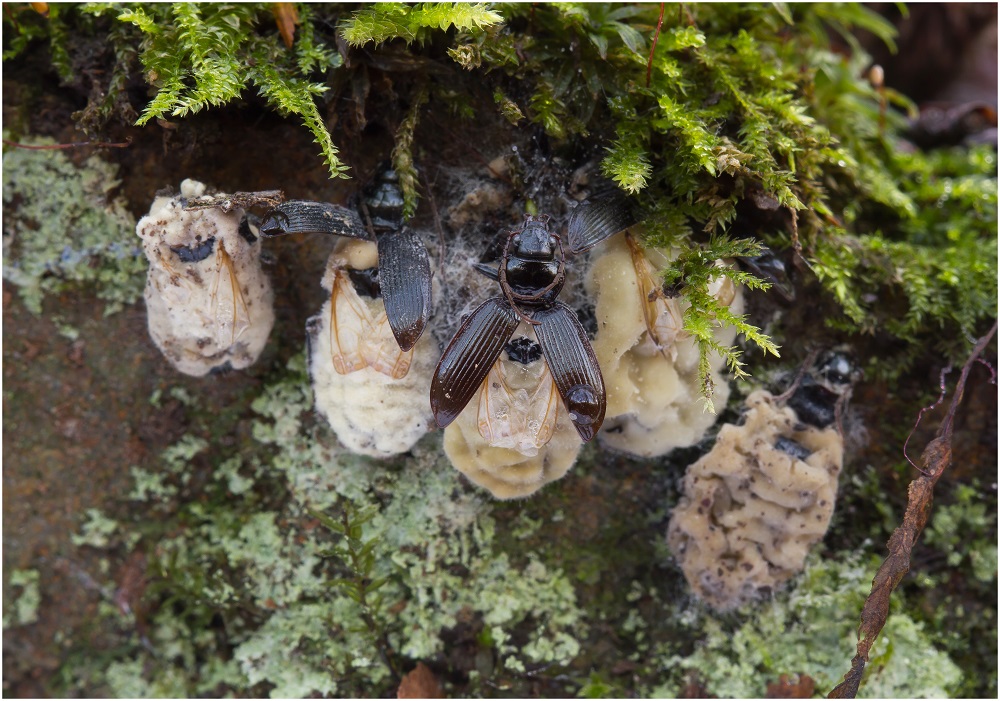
[533,302,606,442]
[210,240,251,346]
[567,194,636,254]
[477,355,560,455]
[430,296,520,429]
[364,306,414,379]
[329,268,413,378]
[329,268,372,375]
[626,233,684,356]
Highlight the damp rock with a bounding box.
[136,178,275,376]
[666,389,845,611]
[586,234,743,457]
[308,239,436,458]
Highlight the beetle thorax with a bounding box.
[503,217,565,306]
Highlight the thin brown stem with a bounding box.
[646,3,666,89]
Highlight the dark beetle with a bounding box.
[430,195,635,442]
[257,168,433,352]
[786,349,859,429]
[737,246,795,303]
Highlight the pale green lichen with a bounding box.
[62,352,586,696]
[234,604,347,697]
[250,355,587,674]
[128,465,177,501]
[643,553,963,698]
[70,508,121,549]
[220,511,326,608]
[215,456,256,496]
[1,137,143,315]
[3,568,41,629]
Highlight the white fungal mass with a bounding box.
[667,390,845,611]
[136,179,275,377]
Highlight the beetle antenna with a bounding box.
[358,200,377,240]
[507,293,540,326]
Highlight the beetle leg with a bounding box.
[377,227,433,351]
[533,302,606,441]
[567,194,636,255]
[473,263,500,281]
[258,201,371,240]
[430,296,520,429]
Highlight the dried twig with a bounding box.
[2,137,132,150]
[828,320,997,698]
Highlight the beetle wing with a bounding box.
[567,195,636,254]
[210,240,251,347]
[431,296,520,428]
[534,302,606,441]
[377,228,433,351]
[259,201,370,240]
[477,356,559,454]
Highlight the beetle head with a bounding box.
[512,214,555,260]
[815,349,859,392]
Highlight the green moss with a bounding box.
[2,3,75,82]
[1,137,143,315]
[340,2,502,47]
[104,3,349,179]
[13,2,995,395]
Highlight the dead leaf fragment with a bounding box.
[767,673,816,698]
[272,2,299,49]
[398,662,442,698]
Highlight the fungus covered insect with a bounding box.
[305,235,438,457]
[136,180,277,377]
[431,195,635,441]
[257,167,433,358]
[625,232,686,360]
